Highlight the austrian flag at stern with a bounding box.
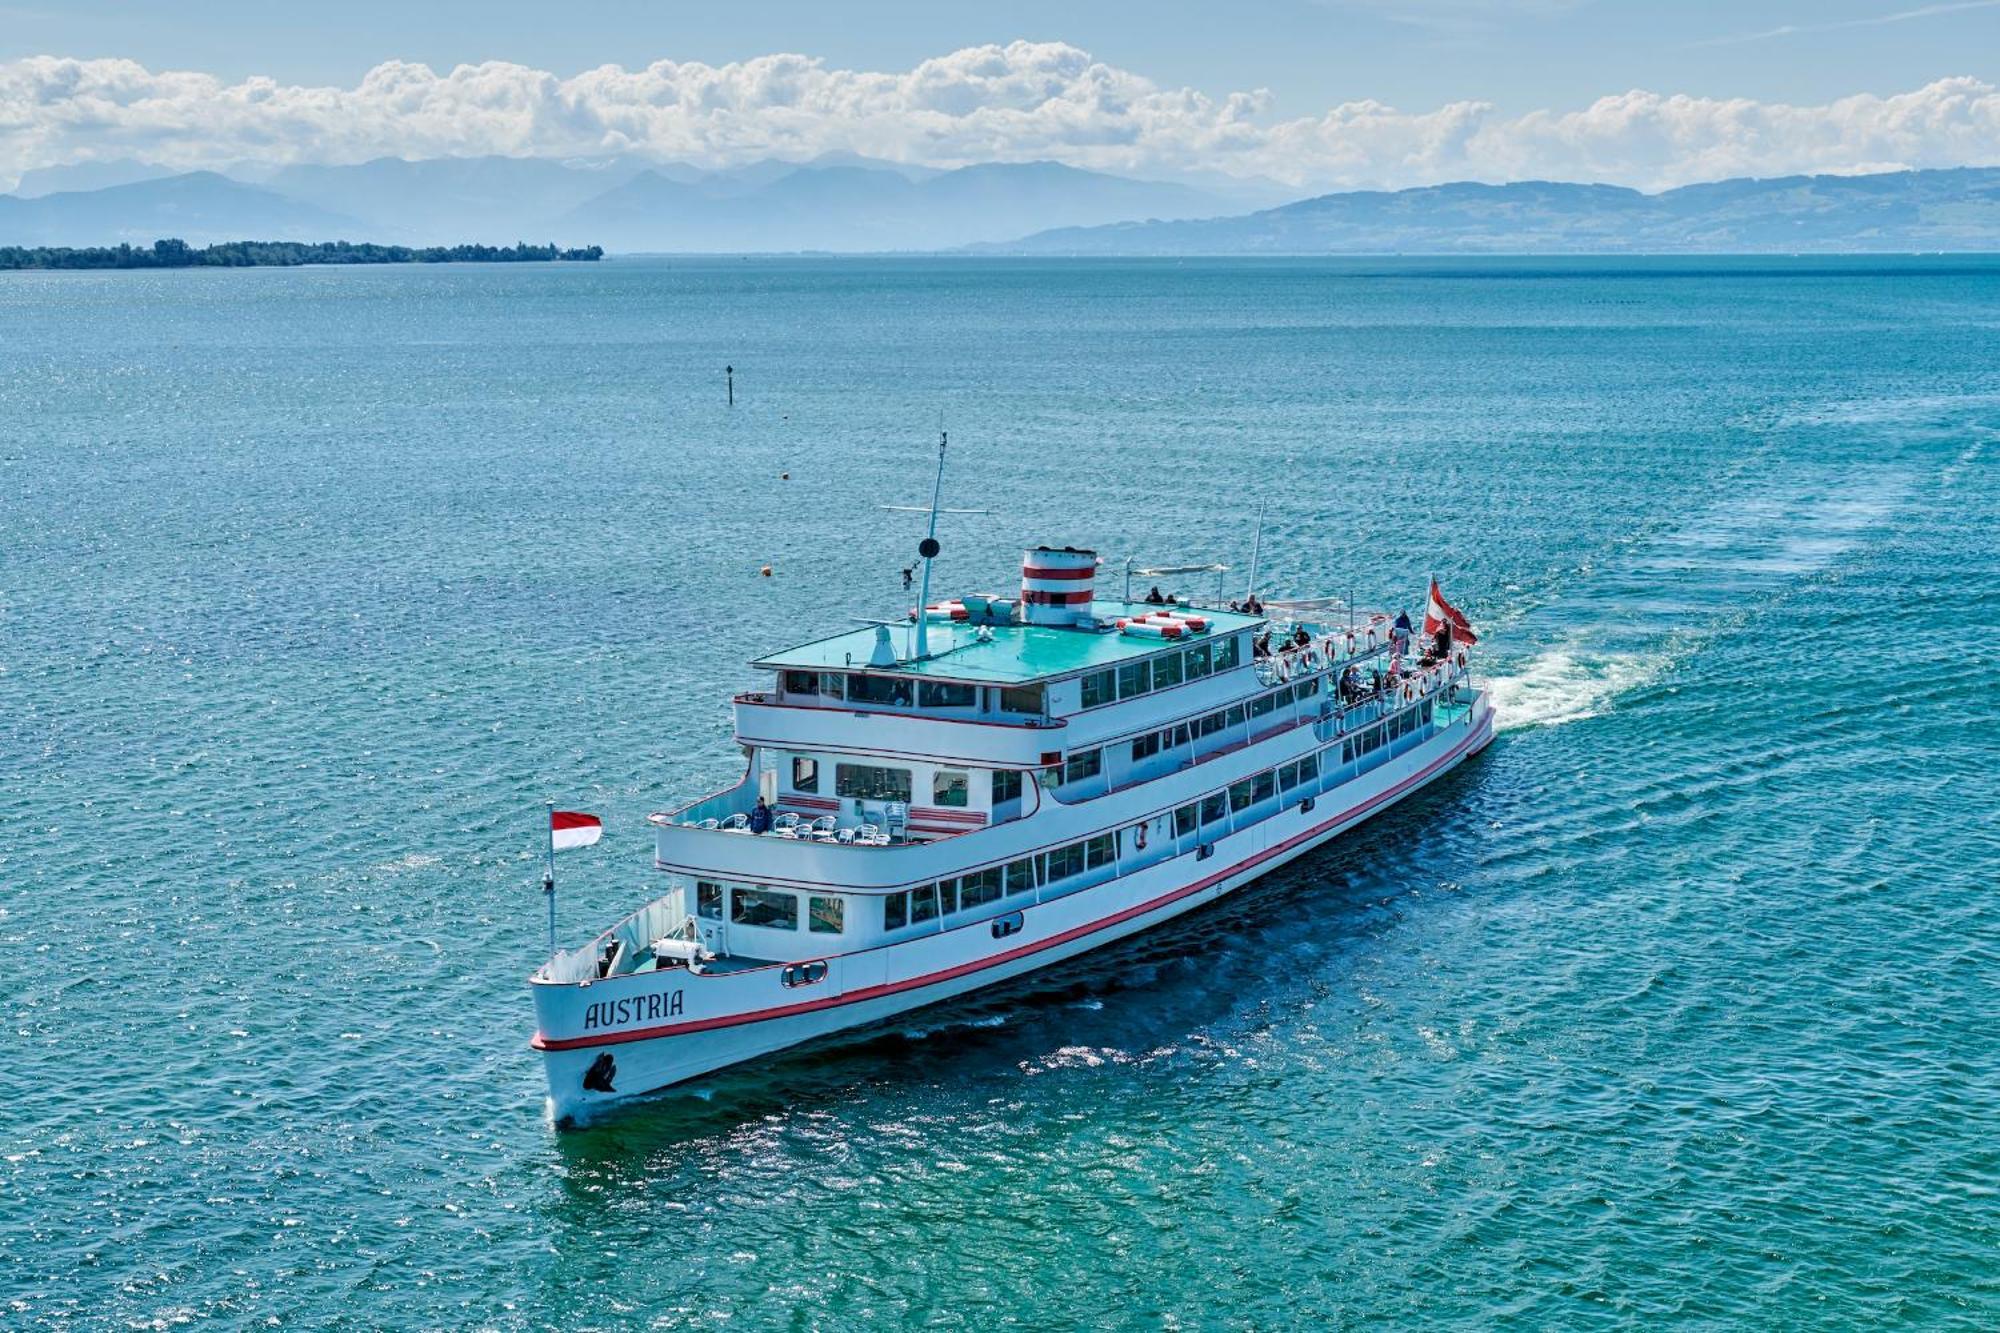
[1424,580,1479,646]
[550,811,604,852]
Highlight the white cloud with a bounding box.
[3,44,2000,193]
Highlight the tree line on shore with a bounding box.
[0,238,606,270]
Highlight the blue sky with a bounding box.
[4,1,1999,190]
[9,0,1997,114]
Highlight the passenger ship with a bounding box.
[530,545,1495,1124]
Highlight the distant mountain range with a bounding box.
[980,168,2000,254]
[0,154,1245,251]
[9,159,2000,254]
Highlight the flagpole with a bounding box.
[543,800,557,958]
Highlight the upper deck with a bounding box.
[752,598,1267,687]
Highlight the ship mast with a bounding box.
[882,426,987,661]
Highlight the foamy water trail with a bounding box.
[1484,641,1669,732]
[1482,464,1914,732]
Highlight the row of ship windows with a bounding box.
[881,834,1117,928]
[1341,699,1432,764]
[718,696,1439,940]
[696,881,845,934]
[791,757,1025,806]
[1064,676,1322,783]
[1078,635,1244,708]
[780,670,1048,715]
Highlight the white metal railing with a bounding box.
[536,892,690,984]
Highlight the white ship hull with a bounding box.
[533,694,1494,1126]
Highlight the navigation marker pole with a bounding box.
[543,800,558,958]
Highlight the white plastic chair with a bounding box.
[698,818,720,830]
[775,812,801,830]
[722,813,749,831]
[835,828,856,845]
[810,815,836,835]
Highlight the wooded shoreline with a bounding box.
[0,239,605,270]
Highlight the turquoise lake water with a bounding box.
[3,257,1997,1328]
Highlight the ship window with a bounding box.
[1172,723,1193,748]
[1299,753,1320,784]
[1085,834,1115,869]
[1253,770,1276,804]
[959,867,1003,910]
[1174,803,1199,837]
[1280,761,1300,789]
[933,769,970,807]
[1152,652,1184,690]
[1342,739,1354,763]
[1132,732,1162,761]
[782,670,818,696]
[1251,692,1276,718]
[836,763,912,802]
[697,881,724,920]
[1045,842,1086,882]
[809,895,844,934]
[909,884,940,924]
[731,888,798,930]
[1117,661,1150,700]
[1421,700,1433,725]
[1297,676,1319,699]
[1214,636,1242,671]
[1001,683,1046,714]
[1184,643,1212,679]
[1275,685,1294,707]
[1200,792,1227,825]
[1226,704,1247,729]
[992,769,1024,804]
[791,756,819,793]
[820,672,845,699]
[1079,670,1116,708]
[847,674,914,706]
[919,681,976,709]
[884,893,908,930]
[937,879,959,914]
[1006,858,1038,895]
[1064,748,1102,784]
[1197,711,1226,738]
[1229,778,1256,812]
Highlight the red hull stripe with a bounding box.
[1020,565,1096,581]
[533,714,1491,1053]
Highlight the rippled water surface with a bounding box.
[4,257,1997,1329]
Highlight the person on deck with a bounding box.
[1291,626,1312,650]
[748,798,773,835]
[1392,610,1413,657]
[1145,585,1166,604]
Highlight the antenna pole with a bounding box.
[914,430,947,659]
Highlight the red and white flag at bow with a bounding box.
[550,810,604,852]
[1423,580,1478,646]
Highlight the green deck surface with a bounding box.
[752,600,1265,685]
